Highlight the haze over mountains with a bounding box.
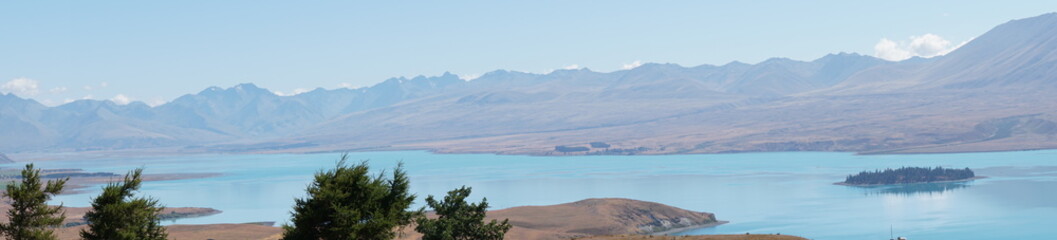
[4,13,1057,155]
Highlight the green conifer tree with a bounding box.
[415,186,511,240]
[0,164,68,240]
[282,155,419,240]
[80,168,168,240]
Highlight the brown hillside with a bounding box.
[12,198,721,240]
[400,198,722,240]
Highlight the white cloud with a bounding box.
[622,60,644,70]
[99,82,109,88]
[147,98,167,107]
[49,86,68,94]
[908,34,952,57]
[545,64,585,74]
[109,94,132,105]
[873,34,967,61]
[1,78,40,96]
[62,96,94,104]
[874,38,911,61]
[274,88,310,96]
[458,74,480,81]
[83,85,93,91]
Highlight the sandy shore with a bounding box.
[649,220,729,235]
[54,172,223,195]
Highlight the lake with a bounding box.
[12,150,1057,240]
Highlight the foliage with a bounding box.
[844,166,975,185]
[282,155,419,240]
[555,146,590,153]
[589,142,611,149]
[0,164,67,240]
[80,168,168,240]
[416,186,511,240]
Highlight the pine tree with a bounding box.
[282,155,419,240]
[416,186,511,240]
[0,164,67,240]
[80,168,168,240]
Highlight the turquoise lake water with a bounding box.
[11,150,1057,240]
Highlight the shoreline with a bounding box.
[834,176,988,187]
[8,147,1057,163]
[59,172,223,195]
[649,221,729,236]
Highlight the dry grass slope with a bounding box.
[20,198,744,240]
[399,198,721,240]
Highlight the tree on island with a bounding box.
[416,186,511,240]
[0,164,68,240]
[282,155,419,240]
[843,166,976,185]
[80,168,168,240]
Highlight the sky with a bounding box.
[3,1,1057,106]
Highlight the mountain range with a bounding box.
[3,13,1057,156]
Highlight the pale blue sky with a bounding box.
[3,1,1056,106]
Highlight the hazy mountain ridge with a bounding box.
[0,74,465,152]
[4,13,1057,155]
[822,13,1057,94]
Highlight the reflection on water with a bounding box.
[853,181,973,196]
[976,166,1057,178]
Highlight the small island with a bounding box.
[837,166,984,186]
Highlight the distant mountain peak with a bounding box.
[225,83,270,94]
[57,99,114,111]
[551,67,596,73]
[0,93,44,107]
[897,56,937,64]
[0,93,19,101]
[229,83,272,95]
[476,69,538,79]
[722,61,750,67]
[200,86,223,94]
[813,52,881,64]
[186,83,277,101]
[817,52,867,60]
[632,62,684,71]
[1003,11,1057,25]
[761,57,793,63]
[233,83,259,90]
